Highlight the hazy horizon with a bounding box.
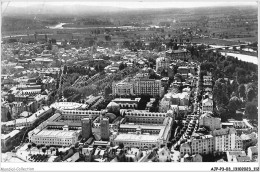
[4,0,257,9]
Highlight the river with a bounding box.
[47,23,69,29]
[47,23,156,30]
[220,52,258,65]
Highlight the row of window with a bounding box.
[33,140,71,145]
[192,147,214,152]
[118,104,137,107]
[116,90,132,93]
[114,141,156,147]
[62,111,102,115]
[126,113,166,117]
[120,128,160,133]
[34,137,73,141]
[127,118,163,122]
[136,87,160,89]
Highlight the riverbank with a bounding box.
[62,23,115,28]
[220,52,258,65]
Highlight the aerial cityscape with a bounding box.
[1,1,258,164]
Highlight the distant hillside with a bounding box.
[2,4,129,17]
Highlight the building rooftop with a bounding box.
[36,129,80,138]
[20,111,32,118]
[202,98,213,104]
[50,102,84,110]
[34,94,47,102]
[122,109,165,115]
[112,98,141,103]
[114,133,159,142]
[120,124,164,130]
[212,127,236,136]
[191,134,213,140]
[1,128,23,140]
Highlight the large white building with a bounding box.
[112,74,163,97]
[30,125,80,146]
[156,57,169,73]
[190,134,215,155]
[202,98,213,113]
[111,98,141,109]
[113,109,174,149]
[112,117,173,149]
[212,127,236,152]
[28,112,82,146]
[50,102,87,110]
[134,79,163,97]
[59,109,102,121]
[112,81,134,96]
[120,109,175,124]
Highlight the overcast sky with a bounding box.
[4,0,257,9]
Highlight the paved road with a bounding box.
[243,119,254,129]
[169,64,201,161]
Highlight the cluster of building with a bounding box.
[112,73,164,97]
[177,69,258,162]
[1,106,54,152]
[1,75,56,122]
[1,32,258,163]
[111,109,174,149]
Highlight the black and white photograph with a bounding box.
[0,0,259,171]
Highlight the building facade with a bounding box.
[134,79,162,97]
[235,135,243,151]
[180,143,192,157]
[166,49,191,61]
[112,117,173,149]
[82,118,92,139]
[60,110,101,121]
[30,127,80,146]
[156,57,170,73]
[121,109,173,124]
[199,113,221,131]
[212,128,236,152]
[111,98,140,109]
[112,75,163,97]
[1,104,9,122]
[112,82,134,96]
[203,75,212,87]
[100,118,110,141]
[202,98,213,113]
[190,134,215,155]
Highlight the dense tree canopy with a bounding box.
[247,88,256,102]
[227,96,242,114]
[238,84,246,99]
[213,79,229,107]
[63,87,79,98]
[245,102,257,120]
